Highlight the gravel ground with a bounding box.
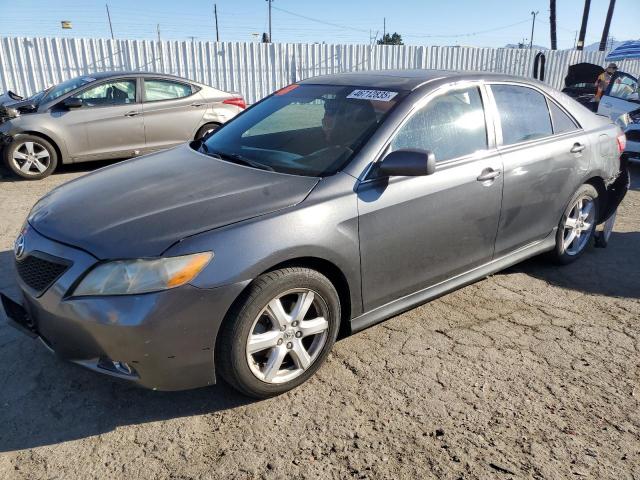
[0,161,639,480]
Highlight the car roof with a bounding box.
[298,69,541,91]
[82,71,203,85]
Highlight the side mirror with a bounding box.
[63,97,83,109]
[375,149,436,178]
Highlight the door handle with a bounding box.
[602,102,612,108]
[124,111,140,117]
[570,143,586,153]
[477,168,501,182]
[190,103,205,107]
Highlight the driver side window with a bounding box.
[390,87,488,163]
[75,79,136,107]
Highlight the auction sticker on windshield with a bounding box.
[347,89,398,101]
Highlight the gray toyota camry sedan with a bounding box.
[1,69,628,398]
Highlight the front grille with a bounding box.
[16,253,70,295]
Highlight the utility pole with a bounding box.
[214,3,220,42]
[157,24,164,71]
[529,11,538,50]
[576,0,591,51]
[599,0,616,51]
[266,0,273,43]
[549,0,557,50]
[106,3,114,40]
[383,17,386,39]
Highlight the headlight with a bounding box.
[73,252,213,296]
[616,113,632,129]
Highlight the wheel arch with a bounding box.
[18,130,65,164]
[264,257,353,337]
[583,175,608,223]
[194,122,222,140]
[221,256,355,340]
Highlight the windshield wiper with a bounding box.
[205,149,274,172]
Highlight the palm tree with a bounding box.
[550,0,557,50]
[576,0,591,51]
[599,0,617,51]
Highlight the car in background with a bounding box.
[562,62,604,111]
[597,70,639,121]
[616,107,640,161]
[0,72,245,179]
[0,70,628,398]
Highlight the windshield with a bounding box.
[40,76,97,103]
[199,84,405,176]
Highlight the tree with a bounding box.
[377,32,403,45]
[576,0,591,51]
[549,0,557,50]
[599,0,616,51]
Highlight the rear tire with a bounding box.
[216,267,340,399]
[3,134,58,180]
[552,184,599,264]
[195,123,221,140]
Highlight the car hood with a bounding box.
[0,91,22,106]
[28,144,320,259]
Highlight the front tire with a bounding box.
[217,267,340,398]
[3,134,58,180]
[552,184,599,264]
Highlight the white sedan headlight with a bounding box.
[73,252,213,296]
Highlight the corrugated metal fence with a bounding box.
[1,37,639,104]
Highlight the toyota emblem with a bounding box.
[14,233,25,260]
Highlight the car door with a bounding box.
[489,83,591,257]
[357,84,503,311]
[141,78,207,151]
[598,72,640,120]
[57,77,145,161]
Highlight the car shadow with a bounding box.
[0,158,127,182]
[503,231,640,299]
[629,161,640,191]
[0,249,253,453]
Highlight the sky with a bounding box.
[0,0,637,49]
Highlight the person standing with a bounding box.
[595,63,618,101]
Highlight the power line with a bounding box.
[274,6,531,40]
[403,19,531,39]
[272,5,369,34]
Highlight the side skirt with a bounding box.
[350,230,557,334]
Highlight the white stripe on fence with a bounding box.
[1,37,639,104]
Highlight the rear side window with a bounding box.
[491,85,552,146]
[390,87,487,162]
[548,101,578,134]
[144,79,193,101]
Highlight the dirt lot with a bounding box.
[0,162,638,480]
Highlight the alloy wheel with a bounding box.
[11,141,51,176]
[246,288,330,384]
[562,196,595,256]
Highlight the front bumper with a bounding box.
[1,225,247,391]
[0,131,13,145]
